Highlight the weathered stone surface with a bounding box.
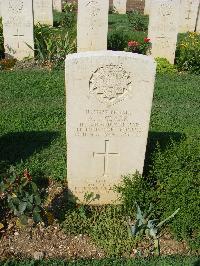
[33,0,53,26]
[66,51,156,204]
[77,0,109,52]
[2,0,34,60]
[179,0,199,33]
[144,0,150,15]
[0,0,2,17]
[53,0,62,12]
[148,0,180,64]
[113,0,127,14]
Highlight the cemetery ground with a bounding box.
[0,70,199,263]
[0,8,200,265]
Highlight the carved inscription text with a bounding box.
[75,109,142,137]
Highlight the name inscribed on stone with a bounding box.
[75,109,142,137]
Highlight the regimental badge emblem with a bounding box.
[160,3,173,17]
[89,65,132,106]
[9,0,24,13]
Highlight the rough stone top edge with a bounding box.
[65,50,156,65]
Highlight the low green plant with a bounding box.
[90,206,135,257]
[125,37,151,55]
[127,203,180,256]
[176,32,200,74]
[60,2,77,29]
[0,167,42,224]
[127,11,149,32]
[116,172,153,214]
[155,58,177,74]
[149,137,200,250]
[33,25,76,66]
[0,18,4,59]
[117,137,200,250]
[108,29,131,51]
[62,192,98,235]
[62,202,135,257]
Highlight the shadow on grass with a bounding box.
[143,131,185,176]
[193,258,200,266]
[0,131,59,174]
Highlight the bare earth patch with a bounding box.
[0,223,104,260]
[0,222,192,261]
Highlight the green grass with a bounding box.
[0,70,66,180]
[108,14,130,30]
[0,71,199,181]
[0,257,200,265]
[151,73,200,135]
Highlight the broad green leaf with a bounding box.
[19,201,27,214]
[33,211,41,223]
[34,194,41,205]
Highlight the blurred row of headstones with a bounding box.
[0,0,199,62]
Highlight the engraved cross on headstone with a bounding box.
[93,140,119,177]
[13,29,24,48]
[185,7,192,21]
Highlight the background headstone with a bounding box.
[144,0,151,15]
[33,0,53,26]
[77,0,109,52]
[2,0,34,60]
[66,51,156,204]
[179,0,199,33]
[53,0,62,12]
[148,0,180,64]
[0,0,2,17]
[113,0,127,14]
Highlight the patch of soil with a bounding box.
[0,223,105,260]
[131,233,191,258]
[0,222,192,261]
[160,234,190,255]
[12,59,53,71]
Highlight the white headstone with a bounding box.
[77,0,109,52]
[148,0,180,64]
[53,0,62,12]
[33,0,53,26]
[2,0,34,60]
[0,0,2,17]
[144,0,151,15]
[179,0,199,33]
[113,0,127,14]
[66,51,156,204]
